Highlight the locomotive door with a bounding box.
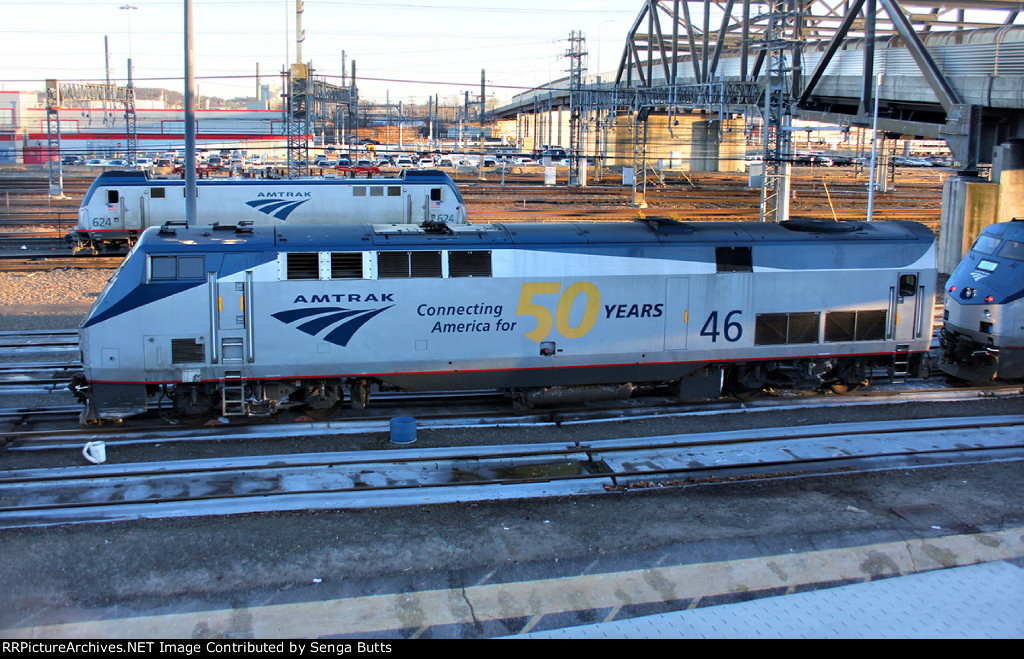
[142,185,176,230]
[664,277,690,350]
[99,188,126,231]
[891,272,924,341]
[211,269,255,365]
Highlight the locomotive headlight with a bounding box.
[984,310,992,319]
[962,287,975,299]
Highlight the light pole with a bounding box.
[596,19,615,83]
[120,4,137,76]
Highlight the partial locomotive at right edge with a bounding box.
[939,218,1024,382]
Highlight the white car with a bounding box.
[84,159,108,167]
[394,156,415,168]
[417,158,434,168]
[512,156,536,165]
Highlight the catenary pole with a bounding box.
[184,0,197,224]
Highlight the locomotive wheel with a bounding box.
[828,380,868,395]
[725,369,762,401]
[303,401,342,420]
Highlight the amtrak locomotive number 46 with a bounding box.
[73,219,937,422]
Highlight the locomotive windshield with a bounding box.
[971,233,1001,255]
[997,239,1024,261]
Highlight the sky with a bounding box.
[0,0,640,106]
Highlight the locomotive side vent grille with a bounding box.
[825,310,887,342]
[755,312,820,346]
[410,251,442,278]
[788,312,821,344]
[377,251,407,278]
[855,310,887,341]
[331,252,363,279]
[286,253,320,280]
[755,313,788,345]
[171,339,205,364]
[378,251,442,278]
[715,246,752,273]
[449,251,492,278]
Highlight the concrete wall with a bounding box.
[597,111,746,172]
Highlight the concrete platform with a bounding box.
[519,560,1024,639]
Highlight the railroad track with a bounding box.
[0,330,80,358]
[0,254,121,272]
[1,409,1020,529]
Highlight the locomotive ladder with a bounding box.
[891,345,912,383]
[221,371,247,416]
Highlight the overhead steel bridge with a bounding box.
[495,1,1024,166]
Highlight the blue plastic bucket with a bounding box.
[389,416,417,444]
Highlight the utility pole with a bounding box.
[566,31,587,186]
[184,0,197,224]
[479,69,486,180]
[296,0,305,65]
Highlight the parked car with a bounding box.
[394,156,415,168]
[207,156,223,169]
[313,155,334,167]
[85,159,107,167]
[512,156,536,165]
[106,159,128,167]
[62,156,83,165]
[336,156,352,167]
[894,156,933,167]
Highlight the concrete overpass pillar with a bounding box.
[938,139,1024,275]
[938,172,999,275]
[597,111,745,172]
[994,138,1024,223]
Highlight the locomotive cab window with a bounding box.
[431,188,442,202]
[151,187,166,199]
[150,255,205,281]
[106,190,119,204]
[998,240,1024,261]
[899,274,917,297]
[715,246,752,273]
[971,234,1000,255]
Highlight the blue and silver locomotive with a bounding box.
[73,219,937,422]
[939,219,1024,381]
[71,169,467,251]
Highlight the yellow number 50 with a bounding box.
[517,281,601,342]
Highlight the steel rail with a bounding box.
[3,383,1020,451]
[0,413,1020,529]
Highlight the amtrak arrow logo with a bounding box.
[272,306,393,347]
[245,197,310,220]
